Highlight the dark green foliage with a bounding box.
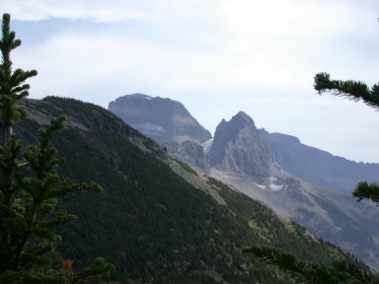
[0,116,113,283]
[353,182,379,203]
[0,14,37,144]
[245,246,378,284]
[314,73,379,204]
[70,257,115,284]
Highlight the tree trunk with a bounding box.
[0,125,12,145]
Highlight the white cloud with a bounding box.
[2,0,152,22]
[222,1,354,37]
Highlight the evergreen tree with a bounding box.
[0,14,113,283]
[0,13,37,144]
[314,73,379,204]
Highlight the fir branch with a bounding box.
[314,73,379,109]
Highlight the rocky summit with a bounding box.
[208,111,272,182]
[108,94,211,144]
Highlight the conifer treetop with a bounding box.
[0,13,37,130]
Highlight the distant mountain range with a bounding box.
[263,131,379,192]
[109,93,379,269]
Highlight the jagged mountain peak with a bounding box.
[232,111,255,125]
[209,111,271,181]
[219,111,257,131]
[212,111,257,144]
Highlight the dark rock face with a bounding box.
[209,112,271,182]
[167,140,209,170]
[108,94,211,144]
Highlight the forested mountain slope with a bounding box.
[15,97,370,283]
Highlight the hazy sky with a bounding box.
[2,1,379,162]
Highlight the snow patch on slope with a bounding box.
[140,122,166,137]
[269,177,285,192]
[255,183,266,190]
[202,138,214,154]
